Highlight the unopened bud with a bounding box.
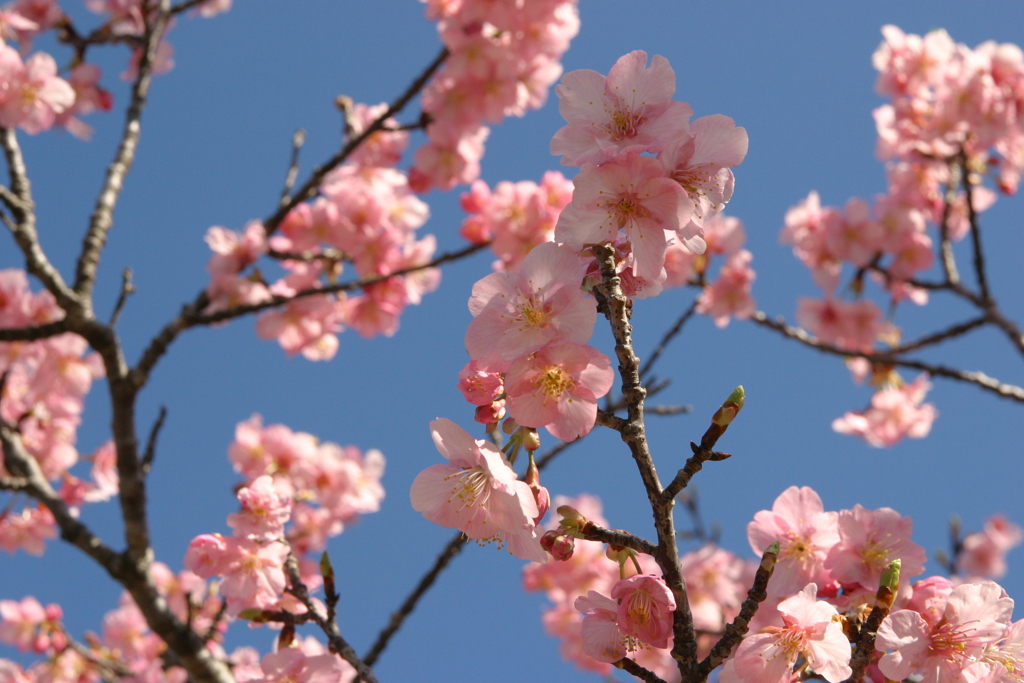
[881,559,901,591]
[556,505,588,535]
[712,386,745,427]
[541,530,575,561]
[521,428,541,452]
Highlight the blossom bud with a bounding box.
[712,385,745,426]
[540,530,575,560]
[521,428,541,452]
[556,505,589,536]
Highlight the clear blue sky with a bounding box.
[2,3,1023,682]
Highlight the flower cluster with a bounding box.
[552,50,748,288]
[202,103,441,356]
[461,241,612,441]
[459,170,573,272]
[411,0,580,191]
[524,486,1020,681]
[0,271,113,556]
[0,563,224,683]
[777,25,1023,446]
[225,415,385,557]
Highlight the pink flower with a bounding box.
[504,341,614,442]
[226,475,292,542]
[574,591,629,663]
[957,515,1024,580]
[659,114,748,228]
[611,575,676,649]
[409,418,544,561]
[824,504,926,592]
[747,486,839,598]
[731,584,852,683]
[696,249,756,328]
[876,581,1013,683]
[0,46,75,134]
[259,648,346,683]
[556,152,688,281]
[551,50,692,166]
[832,373,937,447]
[465,241,595,370]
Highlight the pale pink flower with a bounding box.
[409,418,544,561]
[680,544,755,633]
[205,222,268,275]
[747,486,839,598]
[574,591,629,663]
[0,597,62,653]
[465,241,595,370]
[696,249,756,328]
[259,648,346,683]
[660,114,748,228]
[876,581,1013,683]
[556,152,688,281]
[611,575,676,649]
[824,504,926,592]
[457,360,503,406]
[833,373,937,447]
[0,505,56,555]
[957,516,1024,580]
[504,341,614,442]
[226,475,292,541]
[551,50,692,166]
[732,584,852,683]
[0,46,74,134]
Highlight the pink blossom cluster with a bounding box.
[658,212,757,327]
[459,170,573,271]
[522,494,756,680]
[225,415,385,557]
[0,563,223,683]
[460,241,612,442]
[411,0,580,191]
[552,51,748,288]
[0,270,116,556]
[203,104,442,356]
[832,371,937,447]
[232,638,356,683]
[873,25,1024,194]
[86,0,231,80]
[523,486,1021,680]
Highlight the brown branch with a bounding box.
[959,149,991,303]
[697,543,778,678]
[110,269,136,327]
[592,244,696,679]
[283,556,378,683]
[640,300,698,381]
[140,406,167,476]
[749,311,1024,402]
[73,1,170,303]
[360,532,467,671]
[938,159,961,286]
[1,128,79,310]
[0,320,70,342]
[843,584,897,683]
[262,46,448,237]
[279,129,306,210]
[889,315,987,354]
[576,522,658,557]
[616,657,667,683]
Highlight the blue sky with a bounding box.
[3,2,1024,682]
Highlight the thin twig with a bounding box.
[140,406,167,476]
[577,521,658,557]
[263,46,448,236]
[73,2,171,302]
[697,543,778,677]
[640,300,698,381]
[282,556,378,683]
[938,159,961,286]
[360,532,466,670]
[959,149,991,303]
[110,269,136,327]
[279,130,306,209]
[616,658,666,683]
[749,311,1024,402]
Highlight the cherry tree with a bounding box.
[2,3,1023,683]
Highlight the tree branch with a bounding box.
[592,244,696,679]
[73,1,170,303]
[749,311,1024,402]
